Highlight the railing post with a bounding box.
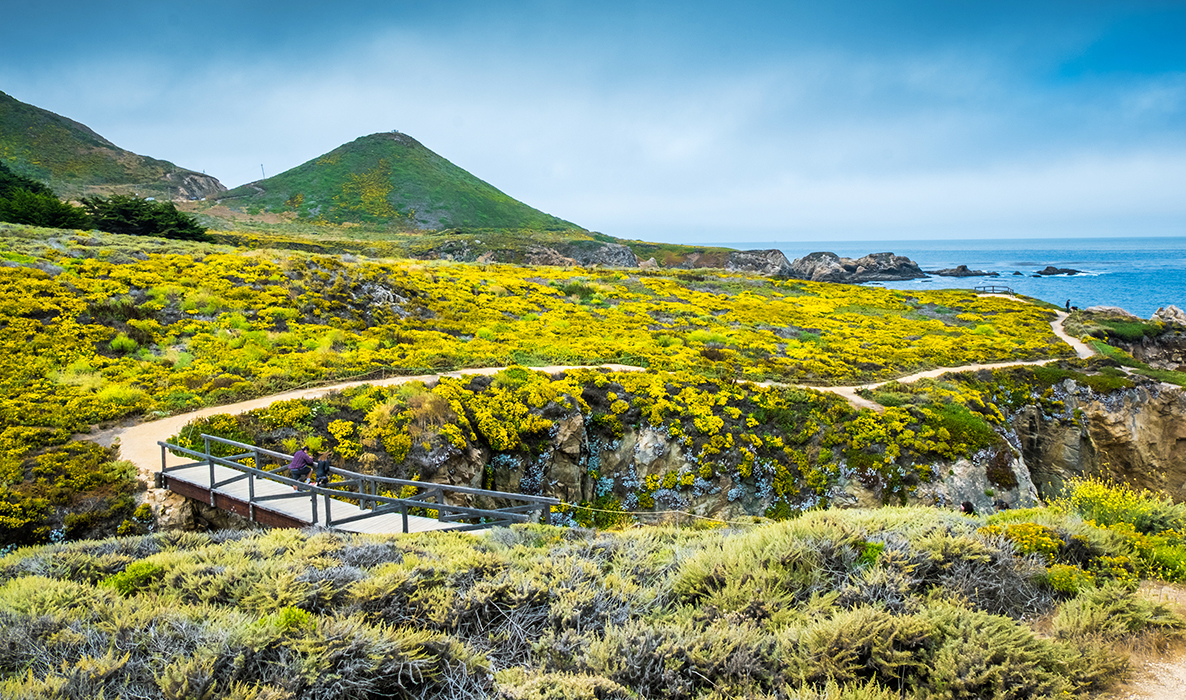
[324,492,332,526]
[204,436,214,506]
[248,472,255,522]
[311,490,318,525]
[543,503,552,526]
[434,487,444,521]
[401,503,409,534]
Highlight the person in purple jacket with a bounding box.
[287,445,316,485]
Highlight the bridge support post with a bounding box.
[204,436,214,506]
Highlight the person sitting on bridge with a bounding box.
[287,445,316,485]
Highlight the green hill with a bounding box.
[217,131,578,230]
[0,90,225,200]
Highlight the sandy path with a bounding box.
[114,312,1089,481]
[802,310,1092,412]
[115,364,645,485]
[1098,583,1186,700]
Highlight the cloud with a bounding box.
[2,2,1184,243]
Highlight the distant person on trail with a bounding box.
[287,444,316,485]
[1065,299,1071,311]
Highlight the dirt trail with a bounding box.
[114,365,645,485]
[113,312,1089,483]
[804,310,1091,412]
[1099,583,1186,700]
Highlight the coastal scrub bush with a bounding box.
[1052,583,1185,642]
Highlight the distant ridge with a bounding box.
[218,131,578,231]
[0,90,225,200]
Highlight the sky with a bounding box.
[2,0,1185,244]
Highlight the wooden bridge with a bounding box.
[155,434,559,534]
[974,284,1015,294]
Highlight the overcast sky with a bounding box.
[2,1,1184,243]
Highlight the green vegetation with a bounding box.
[0,91,215,200]
[1,494,1181,698]
[0,223,1086,547]
[217,132,576,230]
[80,194,209,241]
[0,187,90,229]
[0,160,53,199]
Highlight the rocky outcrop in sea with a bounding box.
[927,264,998,277]
[1036,265,1082,276]
[787,251,928,283]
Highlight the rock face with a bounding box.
[1154,305,1186,326]
[1013,380,1186,501]
[1084,306,1142,320]
[402,408,1040,521]
[725,249,794,276]
[1112,331,1186,372]
[163,171,227,201]
[444,240,638,267]
[558,241,639,268]
[788,251,927,283]
[928,265,998,278]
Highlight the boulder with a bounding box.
[928,264,999,278]
[725,249,794,276]
[788,251,849,282]
[1083,305,1143,321]
[1036,265,1081,276]
[788,251,927,283]
[559,242,639,268]
[1154,305,1186,326]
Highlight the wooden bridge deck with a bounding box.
[160,462,459,534]
[157,434,559,535]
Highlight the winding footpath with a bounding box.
[113,310,1089,485]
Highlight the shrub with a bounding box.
[1045,564,1095,596]
[100,560,165,596]
[80,194,209,241]
[0,188,89,229]
[109,332,139,354]
[1055,477,1186,535]
[1052,583,1186,642]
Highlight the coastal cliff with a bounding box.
[1015,379,1186,500]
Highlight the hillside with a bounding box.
[217,131,577,231]
[0,91,225,201]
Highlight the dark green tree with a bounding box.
[0,188,90,229]
[0,161,54,199]
[80,194,210,241]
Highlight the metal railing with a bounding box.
[157,434,559,533]
[974,284,1015,294]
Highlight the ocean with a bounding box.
[718,237,1186,319]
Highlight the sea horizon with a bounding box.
[701,236,1186,319]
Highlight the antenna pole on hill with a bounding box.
[260,164,265,179]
